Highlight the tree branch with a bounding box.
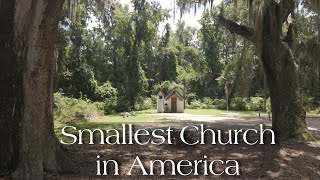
[216,16,256,43]
[283,23,295,49]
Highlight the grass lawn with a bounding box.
[54,108,261,141]
[54,109,169,142]
[54,108,318,142]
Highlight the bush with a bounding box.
[151,95,158,107]
[186,97,215,109]
[186,93,197,104]
[135,97,154,111]
[94,81,117,101]
[114,96,130,112]
[230,97,247,111]
[94,101,105,112]
[103,97,118,115]
[202,97,214,109]
[303,97,317,111]
[71,66,98,100]
[188,99,202,109]
[213,99,227,110]
[54,92,103,123]
[247,97,265,111]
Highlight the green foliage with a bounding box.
[103,97,118,115]
[266,98,271,113]
[187,97,266,111]
[116,96,131,112]
[303,97,319,112]
[213,99,227,110]
[57,66,98,100]
[186,92,197,104]
[156,47,178,82]
[150,95,158,106]
[230,97,247,111]
[187,97,215,109]
[135,97,154,111]
[247,97,265,111]
[71,66,97,99]
[175,20,197,46]
[53,0,319,116]
[188,99,202,109]
[202,97,215,109]
[54,92,103,123]
[95,81,118,101]
[153,81,184,95]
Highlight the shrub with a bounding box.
[94,81,117,101]
[186,93,197,104]
[247,97,265,111]
[103,97,118,115]
[115,96,131,112]
[213,99,227,110]
[71,66,98,100]
[151,95,158,107]
[94,101,105,112]
[230,97,247,111]
[135,97,154,111]
[303,97,316,111]
[186,98,216,109]
[54,92,103,123]
[202,97,214,109]
[188,99,202,109]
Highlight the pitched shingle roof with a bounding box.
[164,89,184,100]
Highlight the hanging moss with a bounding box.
[68,0,114,23]
[68,0,77,22]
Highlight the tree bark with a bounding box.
[260,1,313,141]
[218,0,314,140]
[0,0,22,174]
[0,0,75,179]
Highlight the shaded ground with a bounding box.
[44,113,320,179]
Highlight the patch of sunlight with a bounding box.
[267,170,281,178]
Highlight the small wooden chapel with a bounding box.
[157,89,185,113]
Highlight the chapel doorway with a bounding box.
[171,96,177,113]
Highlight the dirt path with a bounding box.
[147,112,320,131]
[45,114,320,179]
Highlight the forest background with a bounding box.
[53,0,320,123]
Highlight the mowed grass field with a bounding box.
[54,108,319,143]
[54,108,260,142]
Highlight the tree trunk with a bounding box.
[217,0,314,140]
[0,0,75,179]
[0,0,22,174]
[260,1,313,140]
[262,38,311,140]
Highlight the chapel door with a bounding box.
[171,97,177,113]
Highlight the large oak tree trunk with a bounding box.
[259,1,313,140]
[0,0,22,174]
[262,36,311,140]
[0,0,74,179]
[218,0,314,140]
